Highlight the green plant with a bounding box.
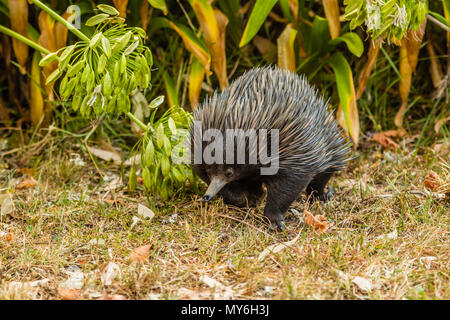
[344,0,428,41]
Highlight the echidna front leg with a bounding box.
[306,170,335,202]
[220,179,264,207]
[264,174,310,229]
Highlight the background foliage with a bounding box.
[0,0,449,197]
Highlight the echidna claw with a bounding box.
[270,220,286,231]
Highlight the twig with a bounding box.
[427,13,450,32]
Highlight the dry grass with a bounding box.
[0,136,448,300]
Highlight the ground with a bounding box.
[0,134,448,300]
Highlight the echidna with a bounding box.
[190,66,352,229]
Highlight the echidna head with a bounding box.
[197,164,247,202]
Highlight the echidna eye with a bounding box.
[225,169,233,178]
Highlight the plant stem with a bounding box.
[29,0,90,42]
[0,25,51,55]
[127,112,148,132]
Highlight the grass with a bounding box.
[0,129,449,300]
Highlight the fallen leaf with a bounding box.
[87,146,122,165]
[16,177,38,189]
[352,276,372,292]
[60,270,84,290]
[199,275,234,300]
[424,170,443,191]
[57,287,79,300]
[0,231,12,242]
[100,262,120,286]
[371,132,400,149]
[434,116,450,134]
[304,210,332,234]
[137,204,155,220]
[258,233,301,261]
[0,193,15,216]
[130,244,151,262]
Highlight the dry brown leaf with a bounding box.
[371,132,400,149]
[322,0,340,39]
[193,4,229,90]
[277,24,297,72]
[258,233,301,261]
[57,287,79,300]
[199,275,235,299]
[87,146,122,165]
[434,116,450,134]
[8,0,28,74]
[395,21,426,128]
[352,276,372,292]
[130,244,151,262]
[100,262,121,286]
[426,42,444,89]
[0,230,12,242]
[356,42,380,100]
[304,210,332,234]
[137,204,155,220]
[113,0,128,18]
[253,36,276,62]
[424,170,444,191]
[0,193,15,216]
[16,177,38,189]
[54,11,71,52]
[140,0,150,31]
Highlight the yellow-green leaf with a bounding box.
[189,58,205,108]
[239,0,278,47]
[148,0,168,15]
[277,24,297,72]
[163,72,179,108]
[30,52,44,125]
[328,52,359,147]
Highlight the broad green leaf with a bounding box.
[148,0,168,15]
[45,68,61,85]
[309,16,330,56]
[129,165,137,190]
[97,4,120,16]
[156,123,165,149]
[145,139,155,166]
[149,95,165,109]
[239,0,278,47]
[89,32,102,48]
[328,52,359,146]
[86,13,109,26]
[329,32,364,57]
[39,52,58,67]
